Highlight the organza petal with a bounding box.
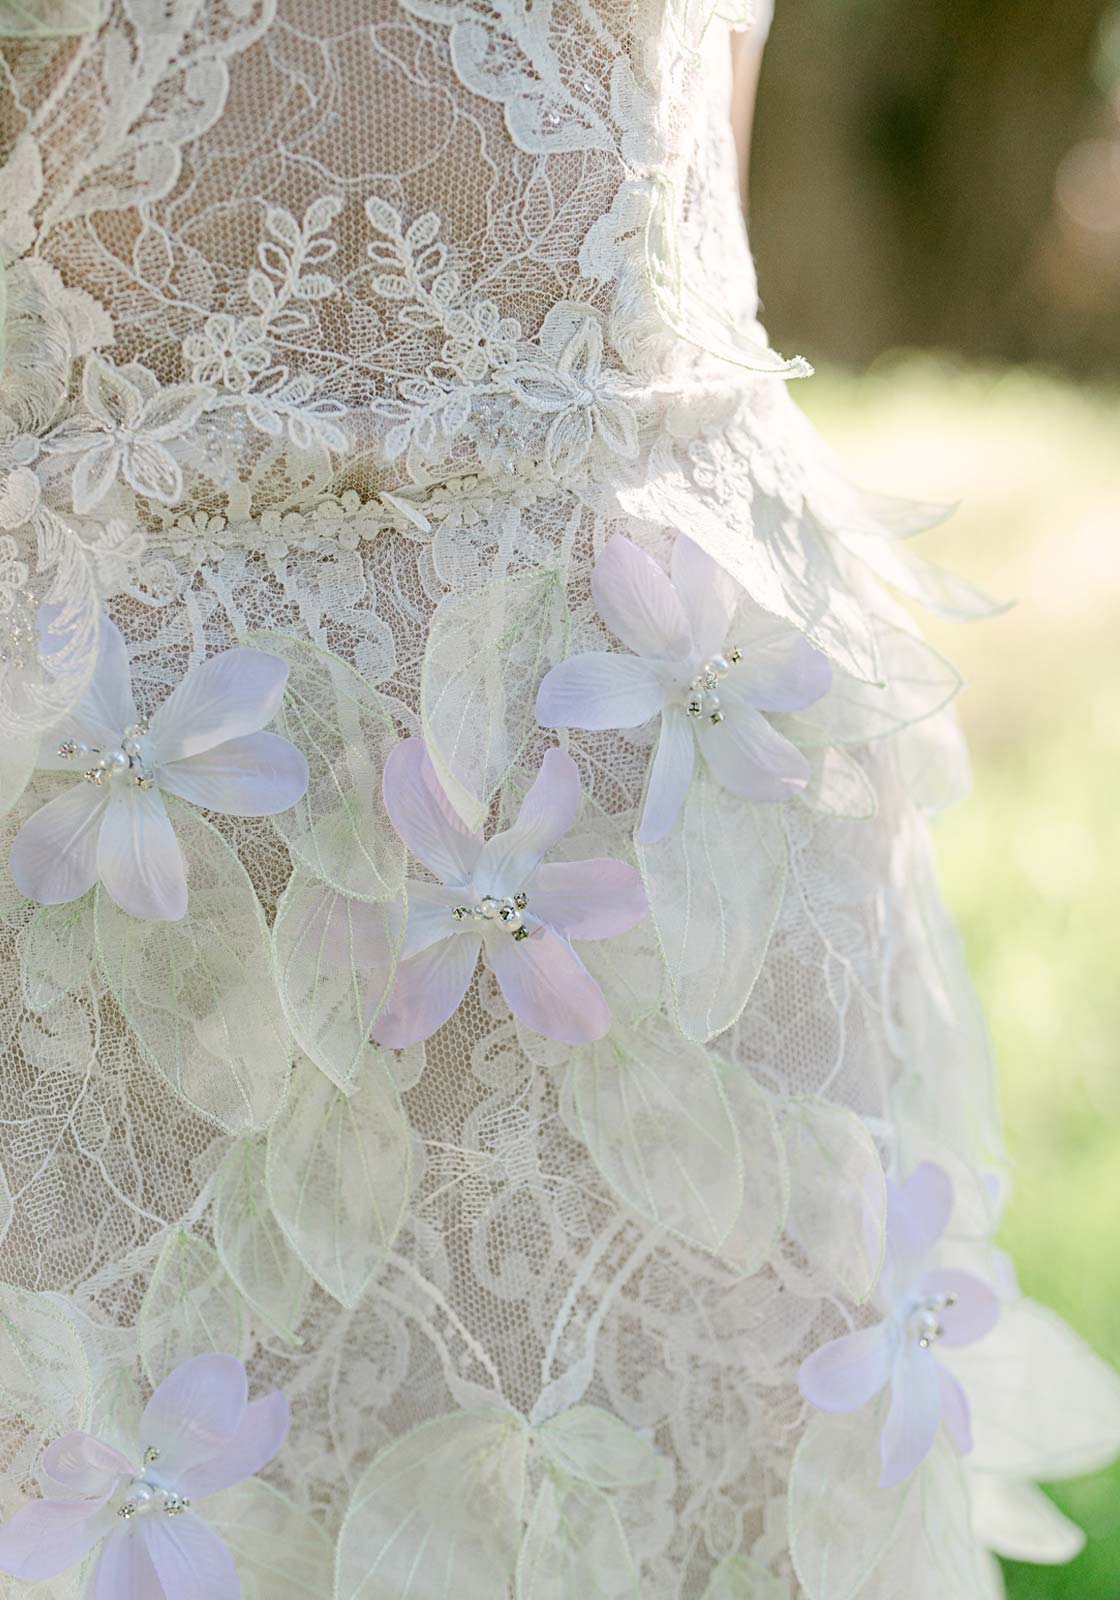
[636,708,694,844]
[534,653,663,731]
[40,1432,134,1498]
[919,1267,1000,1348]
[97,785,188,921]
[477,748,580,893]
[400,879,467,960]
[139,1354,248,1482]
[371,930,481,1048]
[969,1475,1086,1565]
[91,1524,166,1600]
[50,610,137,747]
[0,1496,113,1580]
[487,927,610,1043]
[9,782,107,905]
[732,610,833,712]
[157,732,309,817]
[936,1363,973,1455]
[696,693,810,802]
[591,535,693,661]
[176,1390,290,1499]
[143,1510,241,1600]
[797,1324,893,1413]
[529,859,646,940]
[381,737,481,886]
[147,649,290,763]
[885,1163,953,1289]
[879,1344,943,1488]
[670,535,740,661]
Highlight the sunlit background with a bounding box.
[751,4,1120,1594]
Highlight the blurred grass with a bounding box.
[802,358,1120,1598]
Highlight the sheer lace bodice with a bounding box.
[0,5,1116,1599]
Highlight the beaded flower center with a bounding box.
[58,719,154,790]
[682,646,742,726]
[116,1446,190,1520]
[451,892,530,940]
[905,1290,958,1350]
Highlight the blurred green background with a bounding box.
[749,3,1120,1592]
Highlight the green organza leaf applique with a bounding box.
[0,1,102,36]
[213,1138,311,1346]
[95,805,288,1132]
[18,895,95,1011]
[335,1409,527,1600]
[245,633,405,902]
[638,774,787,1042]
[0,1284,90,1433]
[516,1474,638,1600]
[421,565,570,828]
[272,871,405,1094]
[701,1554,789,1599]
[564,1016,743,1255]
[138,1228,249,1385]
[266,1051,413,1309]
[208,1479,334,1600]
[775,1098,886,1304]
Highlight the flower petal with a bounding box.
[936,1362,973,1455]
[121,439,183,506]
[83,353,142,429]
[592,535,693,661]
[476,747,579,894]
[382,738,482,886]
[670,535,740,661]
[919,1267,1000,1347]
[177,1390,290,1500]
[546,406,594,478]
[148,649,290,763]
[497,361,575,412]
[139,384,211,441]
[636,707,694,844]
[529,859,646,940]
[371,930,481,1048]
[0,1496,113,1580]
[97,785,188,921]
[92,1525,165,1600]
[878,1343,942,1488]
[797,1325,893,1414]
[593,396,639,460]
[401,879,465,960]
[140,1354,248,1483]
[695,692,810,802]
[558,316,603,380]
[141,1511,241,1600]
[732,607,833,712]
[72,441,123,514]
[535,653,663,731]
[885,1162,953,1289]
[40,1432,133,1498]
[11,781,109,905]
[158,732,309,817]
[487,926,610,1043]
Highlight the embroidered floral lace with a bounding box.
[1,1,1118,1597]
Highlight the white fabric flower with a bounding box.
[497,308,639,477]
[536,533,832,842]
[9,612,309,920]
[43,355,213,513]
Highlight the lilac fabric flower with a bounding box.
[0,1353,289,1599]
[9,612,309,921]
[797,1162,1000,1487]
[535,533,832,844]
[371,738,646,1047]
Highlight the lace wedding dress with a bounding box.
[1,2,1118,1597]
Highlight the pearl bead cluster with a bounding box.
[58,719,154,789]
[685,647,742,725]
[452,892,530,940]
[116,1447,190,1520]
[908,1290,958,1350]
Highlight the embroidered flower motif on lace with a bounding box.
[797,1162,1000,1487]
[362,738,646,1046]
[0,1353,289,1600]
[9,611,309,920]
[536,532,831,842]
